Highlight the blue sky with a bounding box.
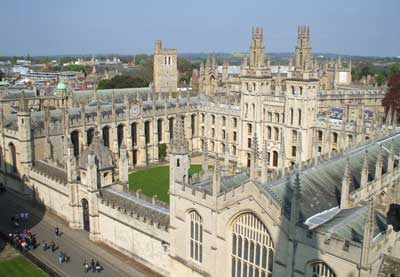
[1,0,399,57]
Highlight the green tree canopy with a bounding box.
[64,64,86,73]
[97,75,149,89]
[382,74,400,116]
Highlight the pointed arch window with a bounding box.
[310,261,336,277]
[189,211,203,263]
[231,213,274,277]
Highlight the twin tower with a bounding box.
[153,25,313,93]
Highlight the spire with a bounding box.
[212,155,221,196]
[341,158,352,209]
[261,140,269,183]
[375,145,383,182]
[19,90,29,113]
[290,172,302,225]
[388,139,395,174]
[170,114,188,154]
[392,109,398,127]
[360,150,369,189]
[361,198,376,266]
[119,141,128,185]
[202,140,209,177]
[386,105,393,127]
[250,133,259,181]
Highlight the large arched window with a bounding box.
[310,261,336,277]
[189,211,203,263]
[231,213,274,277]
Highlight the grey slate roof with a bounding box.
[264,132,400,221]
[32,160,68,184]
[313,206,387,243]
[79,135,114,170]
[101,187,169,227]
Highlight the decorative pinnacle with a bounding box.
[170,114,188,154]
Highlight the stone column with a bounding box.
[152,118,159,163]
[138,120,146,166]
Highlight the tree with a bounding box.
[64,64,86,73]
[158,144,167,161]
[179,71,192,84]
[97,75,149,89]
[382,74,400,118]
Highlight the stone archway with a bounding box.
[81,198,90,232]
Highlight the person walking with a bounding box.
[42,240,48,251]
[83,260,89,273]
[51,241,56,252]
[95,260,102,272]
[91,259,96,273]
[55,226,60,238]
[58,252,64,264]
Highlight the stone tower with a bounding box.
[249,27,265,68]
[169,114,190,194]
[17,92,33,177]
[153,40,178,93]
[239,27,271,167]
[295,25,312,70]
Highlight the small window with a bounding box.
[177,158,180,167]
[292,146,297,157]
[248,138,252,148]
[247,124,252,135]
[318,130,323,142]
[233,118,237,128]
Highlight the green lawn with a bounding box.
[0,256,46,277]
[129,164,208,203]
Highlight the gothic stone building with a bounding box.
[0,26,398,276]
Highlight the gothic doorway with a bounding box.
[81,198,90,232]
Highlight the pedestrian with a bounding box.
[58,252,64,264]
[24,212,29,221]
[83,260,89,273]
[31,236,37,249]
[95,260,102,272]
[42,240,48,251]
[91,259,96,273]
[51,241,56,252]
[55,226,60,237]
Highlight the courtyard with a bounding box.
[128,164,210,203]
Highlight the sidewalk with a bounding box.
[0,190,162,277]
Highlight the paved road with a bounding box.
[0,190,158,277]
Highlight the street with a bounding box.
[0,190,159,277]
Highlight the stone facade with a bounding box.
[0,26,398,277]
[154,40,178,93]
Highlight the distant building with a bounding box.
[153,40,178,93]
